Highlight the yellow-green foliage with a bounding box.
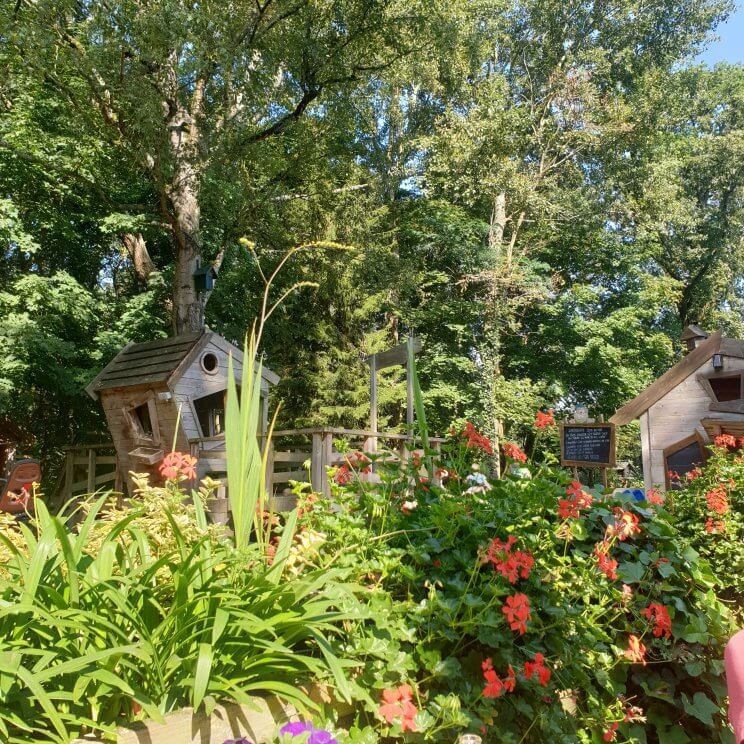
[82,473,224,560]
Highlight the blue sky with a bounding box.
[697,2,744,65]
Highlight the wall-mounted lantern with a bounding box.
[712,353,724,372]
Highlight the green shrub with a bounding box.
[669,437,744,603]
[299,430,736,743]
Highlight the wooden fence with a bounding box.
[56,429,443,514]
[59,443,122,504]
[190,427,445,498]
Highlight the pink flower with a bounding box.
[159,451,198,481]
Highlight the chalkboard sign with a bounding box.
[664,435,706,490]
[560,423,616,468]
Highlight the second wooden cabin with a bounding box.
[611,325,744,490]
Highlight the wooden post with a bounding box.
[114,456,123,507]
[311,433,323,494]
[87,448,97,493]
[264,437,275,495]
[321,432,333,497]
[63,450,74,503]
[369,354,378,441]
[406,336,414,428]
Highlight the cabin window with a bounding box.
[709,375,742,402]
[123,396,160,444]
[201,352,219,375]
[134,403,153,438]
[663,433,707,490]
[194,390,226,437]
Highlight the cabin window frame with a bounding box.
[200,351,220,375]
[663,431,708,490]
[122,392,161,446]
[697,368,744,413]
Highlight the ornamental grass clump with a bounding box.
[0,331,357,743]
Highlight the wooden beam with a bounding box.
[366,336,422,369]
[611,331,722,424]
[369,354,378,437]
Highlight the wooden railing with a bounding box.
[190,427,445,497]
[59,443,122,504]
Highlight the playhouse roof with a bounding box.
[86,329,279,399]
[610,330,744,424]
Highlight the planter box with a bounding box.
[72,690,352,744]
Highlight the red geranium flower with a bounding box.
[503,664,517,692]
[461,422,494,455]
[624,634,647,665]
[534,409,556,429]
[523,652,551,687]
[333,464,352,485]
[641,602,672,639]
[603,722,619,742]
[646,488,665,505]
[594,542,618,580]
[705,517,726,533]
[714,433,738,449]
[482,536,534,583]
[613,509,641,541]
[378,684,417,731]
[159,451,198,481]
[705,486,729,515]
[483,668,503,698]
[686,467,702,481]
[502,442,527,463]
[502,593,531,635]
[558,498,580,520]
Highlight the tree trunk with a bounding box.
[166,84,205,335]
[122,232,154,289]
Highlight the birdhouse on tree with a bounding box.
[611,326,744,491]
[86,329,279,491]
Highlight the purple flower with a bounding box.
[280,721,337,744]
[222,739,251,744]
[280,722,314,737]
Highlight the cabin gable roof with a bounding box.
[86,329,279,399]
[610,331,723,425]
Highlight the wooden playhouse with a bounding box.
[611,326,744,490]
[86,329,279,490]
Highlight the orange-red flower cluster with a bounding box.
[714,433,738,449]
[558,481,593,520]
[481,658,516,698]
[482,536,534,584]
[481,654,551,700]
[705,485,729,515]
[624,634,647,665]
[460,422,494,455]
[646,488,665,506]
[346,451,371,473]
[641,602,672,639]
[534,409,556,429]
[594,541,618,580]
[686,467,703,481]
[502,593,531,635]
[159,451,198,481]
[378,684,417,731]
[333,465,352,485]
[607,509,642,541]
[502,442,527,463]
[603,722,619,741]
[705,517,726,534]
[523,652,551,687]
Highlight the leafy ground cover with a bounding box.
[0,349,740,743]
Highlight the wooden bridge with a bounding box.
[60,428,444,512]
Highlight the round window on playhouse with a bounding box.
[201,352,219,374]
